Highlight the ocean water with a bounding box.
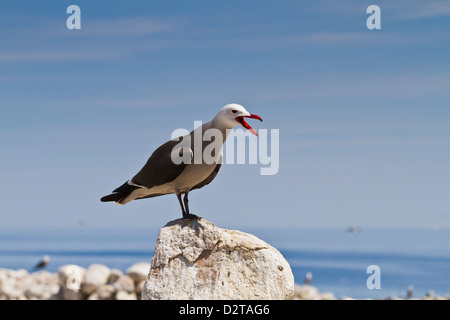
[1,226,449,299]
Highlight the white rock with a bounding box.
[293,284,321,300]
[57,265,85,300]
[58,264,85,291]
[109,268,123,283]
[116,290,137,300]
[142,218,294,300]
[87,284,115,300]
[126,262,150,283]
[320,292,336,300]
[25,271,59,300]
[59,286,84,300]
[112,275,135,293]
[0,268,28,299]
[81,264,111,295]
[291,284,336,300]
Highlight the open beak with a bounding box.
[235,113,263,136]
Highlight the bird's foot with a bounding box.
[183,213,201,220]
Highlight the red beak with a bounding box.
[235,113,263,136]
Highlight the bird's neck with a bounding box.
[210,119,232,143]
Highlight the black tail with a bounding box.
[100,192,128,202]
[100,180,140,203]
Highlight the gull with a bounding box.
[101,104,262,219]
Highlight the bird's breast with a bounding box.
[172,162,218,192]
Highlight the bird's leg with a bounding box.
[176,192,187,217]
[182,192,201,220]
[183,192,190,214]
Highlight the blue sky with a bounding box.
[1,0,450,230]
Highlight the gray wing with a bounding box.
[190,163,222,191]
[131,139,189,188]
[191,152,223,191]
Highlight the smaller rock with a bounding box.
[81,264,111,295]
[25,271,59,300]
[109,268,123,283]
[58,264,85,291]
[293,285,321,300]
[319,292,336,300]
[87,284,115,300]
[116,290,137,300]
[59,286,84,300]
[135,279,146,295]
[0,268,28,300]
[113,275,135,293]
[126,262,150,283]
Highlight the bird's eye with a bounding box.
[232,110,238,113]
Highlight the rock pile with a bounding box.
[0,262,150,300]
[290,284,450,300]
[2,264,449,300]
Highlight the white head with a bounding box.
[213,103,263,135]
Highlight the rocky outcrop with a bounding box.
[142,218,295,300]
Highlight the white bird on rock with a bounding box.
[101,104,263,220]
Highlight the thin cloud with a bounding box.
[292,136,450,150]
[283,122,450,137]
[235,72,450,105]
[0,48,127,62]
[80,17,177,38]
[1,6,449,64]
[0,16,179,62]
[1,16,176,39]
[390,0,450,20]
[311,0,450,21]
[280,31,396,46]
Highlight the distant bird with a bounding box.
[101,104,262,219]
[406,285,414,299]
[304,272,313,285]
[33,255,50,271]
[346,226,362,233]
